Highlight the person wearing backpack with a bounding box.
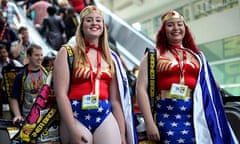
[9,44,48,123]
[53,5,137,144]
[0,43,22,118]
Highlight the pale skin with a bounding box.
[136,18,187,142]
[53,12,126,144]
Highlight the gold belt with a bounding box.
[156,89,192,100]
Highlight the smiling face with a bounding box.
[165,18,185,46]
[82,12,104,41]
[28,47,43,69]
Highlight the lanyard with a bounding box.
[28,66,42,91]
[85,47,101,95]
[170,47,186,84]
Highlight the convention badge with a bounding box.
[170,83,189,99]
[82,94,99,110]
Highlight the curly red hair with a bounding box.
[156,11,200,54]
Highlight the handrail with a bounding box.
[95,1,155,66]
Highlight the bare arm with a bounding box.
[110,68,126,143]
[10,34,23,59]
[16,13,21,23]
[53,47,87,142]
[9,98,23,123]
[136,54,160,141]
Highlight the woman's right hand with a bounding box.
[146,121,160,141]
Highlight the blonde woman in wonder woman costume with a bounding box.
[53,6,131,144]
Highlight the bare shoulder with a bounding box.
[55,46,68,61]
[54,46,69,69]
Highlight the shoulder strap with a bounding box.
[145,47,157,115]
[41,66,49,76]
[62,44,74,93]
[20,67,28,103]
[2,65,24,98]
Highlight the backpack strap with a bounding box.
[41,65,49,76]
[20,67,28,104]
[62,44,74,93]
[145,47,157,115]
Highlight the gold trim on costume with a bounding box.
[162,10,184,23]
[80,6,103,19]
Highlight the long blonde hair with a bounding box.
[73,6,114,73]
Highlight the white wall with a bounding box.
[189,7,240,44]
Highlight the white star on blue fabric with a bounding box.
[73,111,79,117]
[157,98,194,143]
[187,114,192,118]
[163,140,170,144]
[171,122,178,127]
[96,117,101,123]
[158,121,165,127]
[180,106,186,111]
[167,105,174,110]
[72,100,79,106]
[181,129,189,135]
[177,138,185,143]
[184,121,191,126]
[163,113,170,118]
[85,114,91,120]
[98,106,103,112]
[166,130,174,136]
[88,125,92,131]
[175,114,182,119]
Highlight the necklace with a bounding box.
[28,66,42,93]
[169,46,187,84]
[85,43,101,95]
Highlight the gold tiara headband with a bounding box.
[162,10,184,23]
[80,6,103,19]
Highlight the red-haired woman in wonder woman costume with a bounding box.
[136,10,238,144]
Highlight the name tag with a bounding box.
[170,83,189,99]
[82,94,99,110]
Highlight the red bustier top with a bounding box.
[68,67,112,100]
[156,49,200,90]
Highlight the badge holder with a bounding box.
[82,94,99,110]
[170,83,189,99]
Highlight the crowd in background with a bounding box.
[0,1,239,144]
[0,0,96,117]
[0,1,140,143]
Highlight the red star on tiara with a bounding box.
[92,7,97,11]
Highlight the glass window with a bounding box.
[199,35,240,96]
